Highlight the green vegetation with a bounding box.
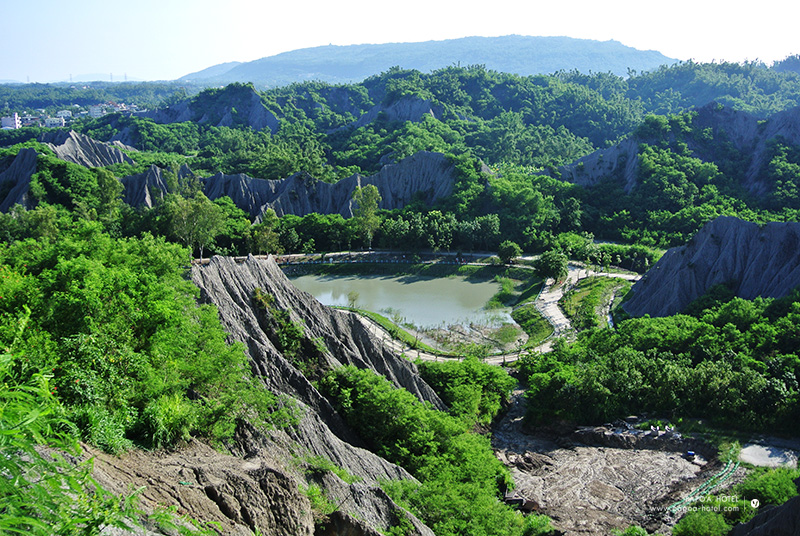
[533,250,568,282]
[6,63,800,256]
[301,455,362,484]
[342,306,447,356]
[0,341,139,535]
[352,184,382,248]
[672,510,731,536]
[559,276,631,330]
[300,484,338,525]
[486,276,515,309]
[672,465,800,535]
[417,356,516,426]
[318,365,552,536]
[737,466,800,506]
[4,59,800,535]
[519,287,800,432]
[511,304,555,348]
[0,222,296,453]
[497,240,522,264]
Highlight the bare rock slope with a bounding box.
[38,130,134,168]
[0,131,135,211]
[200,151,456,220]
[623,216,800,317]
[189,255,441,535]
[0,147,38,212]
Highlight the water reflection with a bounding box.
[289,274,512,328]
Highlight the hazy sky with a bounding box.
[2,0,798,82]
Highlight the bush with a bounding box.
[69,405,135,455]
[417,356,515,425]
[498,240,522,264]
[141,393,198,450]
[672,510,730,536]
[0,340,138,535]
[736,467,800,506]
[0,223,294,452]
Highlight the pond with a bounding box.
[289,274,512,328]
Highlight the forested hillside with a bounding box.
[3,57,800,536]
[178,35,677,86]
[3,61,800,255]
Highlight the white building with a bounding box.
[45,117,66,128]
[1,113,21,129]
[89,105,105,118]
[56,110,73,118]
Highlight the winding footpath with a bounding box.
[348,263,640,365]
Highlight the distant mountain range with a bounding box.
[179,35,677,87]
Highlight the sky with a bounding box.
[2,0,799,83]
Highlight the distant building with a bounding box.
[45,117,66,128]
[56,110,73,118]
[20,115,39,127]
[1,113,21,129]
[89,105,105,118]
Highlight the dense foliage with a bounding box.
[672,465,800,535]
[2,59,800,534]
[0,81,196,114]
[4,60,800,251]
[0,221,294,452]
[519,287,800,432]
[0,342,138,534]
[318,365,551,536]
[417,356,516,426]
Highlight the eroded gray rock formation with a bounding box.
[730,481,800,536]
[623,216,800,317]
[348,96,444,130]
[119,164,194,208]
[197,151,456,220]
[38,130,135,168]
[86,438,314,536]
[0,131,138,212]
[557,103,800,196]
[139,86,280,133]
[189,255,442,535]
[0,147,37,211]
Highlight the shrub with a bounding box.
[736,467,800,506]
[672,510,731,536]
[141,393,198,450]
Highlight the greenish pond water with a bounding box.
[289,274,512,328]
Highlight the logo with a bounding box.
[751,499,760,509]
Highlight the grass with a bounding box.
[511,303,554,348]
[560,276,631,330]
[485,276,515,309]
[301,454,362,484]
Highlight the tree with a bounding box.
[351,184,381,248]
[497,240,522,264]
[534,249,568,282]
[249,208,281,255]
[347,291,359,309]
[163,193,224,259]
